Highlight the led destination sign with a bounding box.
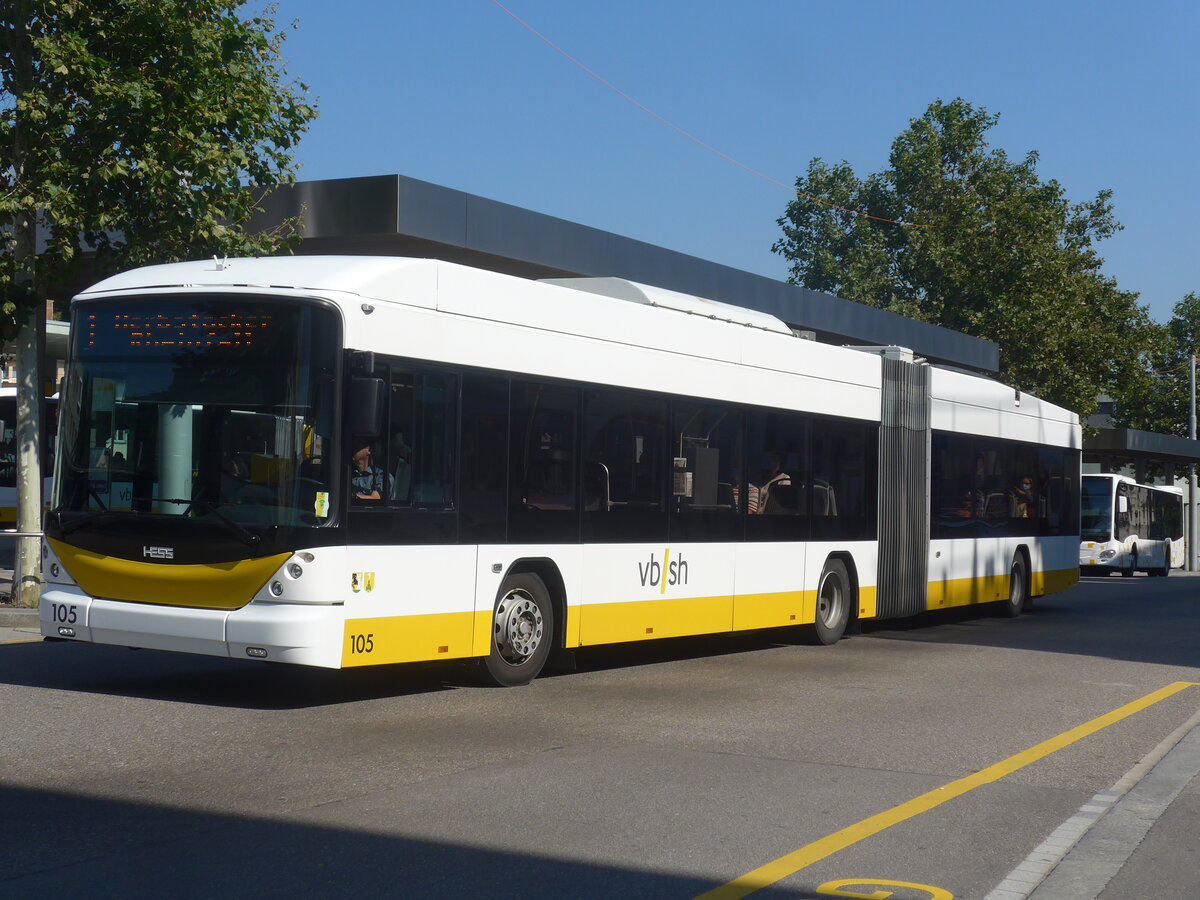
[87,312,271,349]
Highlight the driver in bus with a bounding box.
[351,443,391,501]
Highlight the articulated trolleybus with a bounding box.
[42,257,1080,685]
[1079,473,1183,576]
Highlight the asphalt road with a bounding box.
[2,572,1199,899]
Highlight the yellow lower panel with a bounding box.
[857,584,878,619]
[1032,567,1078,596]
[580,594,733,646]
[342,611,485,667]
[732,590,812,631]
[927,572,1008,609]
[49,538,289,610]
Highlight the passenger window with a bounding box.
[583,389,667,513]
[582,388,668,543]
[510,380,579,543]
[745,411,807,517]
[671,401,742,514]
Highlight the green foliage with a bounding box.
[773,98,1155,420]
[1112,292,1200,436]
[0,0,317,339]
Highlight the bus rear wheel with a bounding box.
[1152,543,1171,577]
[998,554,1028,618]
[805,559,851,645]
[483,573,554,687]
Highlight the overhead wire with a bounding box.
[487,0,936,229]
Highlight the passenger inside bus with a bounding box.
[755,454,794,515]
[1011,475,1035,518]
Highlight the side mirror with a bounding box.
[347,377,385,437]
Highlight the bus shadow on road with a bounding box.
[0,640,479,709]
[0,630,812,709]
[858,576,1200,669]
[0,784,795,900]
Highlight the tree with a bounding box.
[1,0,317,605]
[773,98,1155,420]
[1113,292,1200,437]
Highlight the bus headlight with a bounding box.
[287,563,304,579]
[1099,549,1116,559]
[270,581,284,597]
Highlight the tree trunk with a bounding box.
[13,299,42,607]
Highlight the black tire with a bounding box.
[1155,543,1171,577]
[805,559,852,645]
[1121,548,1137,577]
[998,553,1028,618]
[482,573,554,687]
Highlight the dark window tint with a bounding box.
[931,432,1079,538]
[670,401,744,542]
[583,388,668,543]
[745,409,808,541]
[810,418,877,541]
[510,381,579,543]
[461,374,509,543]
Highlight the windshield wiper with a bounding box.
[176,498,262,549]
[60,508,134,535]
[59,497,261,550]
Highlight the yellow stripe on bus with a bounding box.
[579,593,736,646]
[342,610,484,666]
[341,566,1081,667]
[927,567,1078,611]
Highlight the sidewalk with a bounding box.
[0,567,41,632]
[990,709,1200,899]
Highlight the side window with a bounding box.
[811,418,877,540]
[745,410,807,517]
[510,380,579,543]
[354,365,457,509]
[0,404,15,489]
[412,372,456,508]
[460,374,509,543]
[1037,446,1078,536]
[744,409,808,542]
[671,401,742,514]
[582,388,668,543]
[670,400,743,542]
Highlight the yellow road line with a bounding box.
[1,637,41,644]
[694,681,1200,900]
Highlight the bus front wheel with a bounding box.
[483,573,554,687]
[1121,548,1137,577]
[805,559,851,645]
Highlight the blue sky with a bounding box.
[274,0,1197,323]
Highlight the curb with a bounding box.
[0,607,39,627]
[987,702,1200,899]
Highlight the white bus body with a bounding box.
[1079,473,1183,576]
[41,257,1081,683]
[0,386,56,537]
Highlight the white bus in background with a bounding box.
[1080,473,1183,576]
[41,257,1080,685]
[0,386,57,564]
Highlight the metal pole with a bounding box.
[1190,354,1198,571]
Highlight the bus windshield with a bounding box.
[54,296,340,528]
[1080,476,1114,541]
